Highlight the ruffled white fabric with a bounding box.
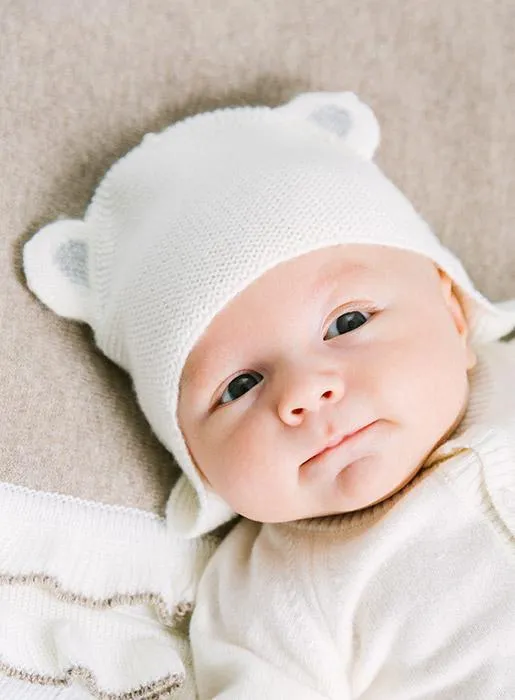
[0,483,217,620]
[0,675,197,700]
[0,677,92,699]
[0,484,218,698]
[0,586,185,697]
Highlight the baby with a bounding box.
[24,92,515,698]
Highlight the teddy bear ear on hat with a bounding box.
[275,91,380,161]
[23,218,94,325]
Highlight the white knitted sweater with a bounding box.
[191,339,515,699]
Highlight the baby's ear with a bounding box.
[23,218,94,324]
[275,91,380,160]
[438,269,477,370]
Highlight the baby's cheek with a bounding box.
[203,415,260,494]
[397,336,467,429]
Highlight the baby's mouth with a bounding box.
[302,422,377,466]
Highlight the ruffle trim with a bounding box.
[0,663,182,700]
[0,573,192,629]
[0,482,220,697]
[0,481,219,623]
[0,584,188,699]
[0,674,92,698]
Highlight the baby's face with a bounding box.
[178,244,476,523]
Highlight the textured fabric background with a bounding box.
[2,0,515,515]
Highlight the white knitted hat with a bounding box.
[24,91,515,537]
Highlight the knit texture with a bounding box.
[0,483,218,699]
[23,92,515,537]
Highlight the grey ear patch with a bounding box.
[53,239,89,287]
[310,105,352,139]
[23,218,94,323]
[276,91,380,161]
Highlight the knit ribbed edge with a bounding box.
[425,342,515,548]
[0,675,90,699]
[435,429,515,550]
[0,662,183,700]
[0,572,192,628]
[0,481,219,623]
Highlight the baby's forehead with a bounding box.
[242,244,435,295]
[272,243,433,276]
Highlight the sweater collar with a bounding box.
[427,340,515,462]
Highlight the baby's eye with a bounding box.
[219,371,263,405]
[324,311,371,340]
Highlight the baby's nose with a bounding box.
[277,370,345,426]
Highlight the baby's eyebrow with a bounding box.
[315,260,373,299]
[180,366,194,390]
[180,355,206,392]
[181,350,224,394]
